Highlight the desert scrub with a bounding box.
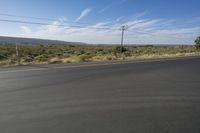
[0,44,199,66]
[35,54,49,62]
[48,57,63,64]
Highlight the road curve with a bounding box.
[0,57,200,133]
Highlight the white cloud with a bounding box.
[75,8,92,22]
[187,17,200,24]
[19,16,200,45]
[116,17,123,22]
[99,0,127,13]
[98,5,111,13]
[130,11,150,20]
[20,26,32,34]
[58,17,68,22]
[125,26,200,44]
[128,19,163,29]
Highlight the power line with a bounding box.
[2,13,198,39]
[0,15,194,44]
[0,18,63,26]
[0,18,119,31]
[126,30,193,40]
[0,18,192,42]
[0,13,116,28]
[0,13,54,21]
[1,13,193,40]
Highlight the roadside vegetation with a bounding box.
[0,43,200,66]
[195,36,200,50]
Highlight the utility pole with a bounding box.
[15,43,20,65]
[120,25,128,53]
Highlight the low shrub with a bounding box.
[35,54,49,62]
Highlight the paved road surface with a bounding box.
[0,57,200,133]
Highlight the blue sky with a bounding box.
[0,0,200,44]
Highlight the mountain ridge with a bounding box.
[0,36,86,45]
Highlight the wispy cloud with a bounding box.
[20,26,32,34]
[75,8,92,22]
[131,11,150,19]
[187,17,200,24]
[98,5,111,13]
[19,15,200,44]
[58,17,68,22]
[116,17,123,22]
[99,0,127,13]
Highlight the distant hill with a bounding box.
[0,36,85,45]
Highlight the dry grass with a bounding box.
[0,44,199,66]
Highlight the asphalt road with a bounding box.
[0,57,200,133]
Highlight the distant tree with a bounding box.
[195,36,200,50]
[114,46,128,53]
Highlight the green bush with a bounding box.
[35,54,49,62]
[23,56,34,62]
[80,55,93,61]
[0,44,198,66]
[0,51,9,60]
[0,53,7,60]
[195,36,200,50]
[114,46,128,53]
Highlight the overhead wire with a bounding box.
[126,29,193,40]
[0,13,195,41]
[0,18,120,31]
[0,13,55,21]
[0,13,118,28]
